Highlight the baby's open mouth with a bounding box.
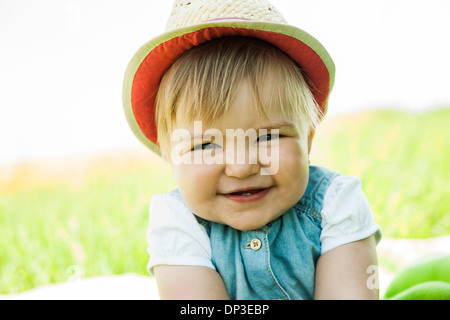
[221,187,272,203]
[229,189,265,196]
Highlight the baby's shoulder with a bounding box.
[149,189,192,220]
[294,167,367,220]
[307,165,342,190]
[295,166,341,215]
[150,188,183,205]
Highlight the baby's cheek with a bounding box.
[176,162,222,202]
[276,145,309,196]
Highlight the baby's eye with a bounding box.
[193,142,220,151]
[257,133,280,143]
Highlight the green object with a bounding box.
[384,254,450,300]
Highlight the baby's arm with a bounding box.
[314,235,379,299]
[154,265,229,300]
[148,194,228,299]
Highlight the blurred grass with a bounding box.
[0,151,176,294]
[1,108,449,294]
[311,107,450,239]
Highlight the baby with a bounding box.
[123,0,382,300]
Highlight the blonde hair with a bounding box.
[155,36,321,159]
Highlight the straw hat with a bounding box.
[123,0,335,155]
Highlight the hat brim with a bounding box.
[123,19,335,154]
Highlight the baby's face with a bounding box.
[171,82,310,231]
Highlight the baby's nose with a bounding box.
[224,162,260,179]
[224,143,260,178]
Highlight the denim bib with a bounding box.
[197,166,340,300]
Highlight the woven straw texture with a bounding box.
[166,0,287,31]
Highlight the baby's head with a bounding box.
[154,37,322,230]
[123,0,335,230]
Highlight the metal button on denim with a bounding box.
[250,238,262,251]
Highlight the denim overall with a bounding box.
[197,166,340,300]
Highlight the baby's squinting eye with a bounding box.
[193,142,220,151]
[257,133,280,143]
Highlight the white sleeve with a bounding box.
[146,193,215,276]
[320,176,382,254]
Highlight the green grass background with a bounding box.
[1,108,449,294]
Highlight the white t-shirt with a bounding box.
[146,175,382,275]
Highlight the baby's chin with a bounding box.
[192,210,273,231]
[220,210,286,232]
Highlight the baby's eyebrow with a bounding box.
[256,121,297,131]
[186,121,297,140]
